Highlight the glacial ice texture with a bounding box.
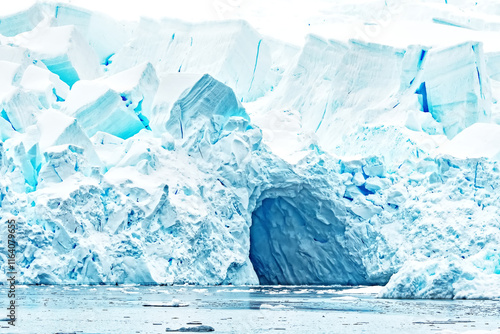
[0,2,500,300]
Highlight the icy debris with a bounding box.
[165,325,214,332]
[364,177,390,193]
[259,304,290,309]
[380,249,500,299]
[349,197,383,220]
[0,60,61,133]
[335,286,383,295]
[161,132,175,151]
[143,299,189,307]
[0,60,21,96]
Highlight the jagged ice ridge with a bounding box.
[0,1,499,299]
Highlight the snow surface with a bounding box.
[0,1,500,300]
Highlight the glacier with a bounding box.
[0,1,500,300]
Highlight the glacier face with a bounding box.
[0,2,500,299]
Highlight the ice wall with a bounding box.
[421,42,492,138]
[0,3,499,299]
[109,18,272,102]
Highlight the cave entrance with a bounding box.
[249,194,368,285]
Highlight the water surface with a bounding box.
[1,285,499,333]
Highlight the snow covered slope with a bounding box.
[0,2,500,299]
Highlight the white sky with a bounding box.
[2,0,500,48]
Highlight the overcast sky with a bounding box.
[2,0,500,47]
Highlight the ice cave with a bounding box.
[250,191,370,285]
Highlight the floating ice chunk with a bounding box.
[143,299,189,307]
[165,325,214,332]
[335,286,383,295]
[330,296,359,301]
[292,289,311,294]
[437,123,500,162]
[259,303,290,309]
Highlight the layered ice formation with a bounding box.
[0,1,500,299]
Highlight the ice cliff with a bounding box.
[0,2,499,299]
